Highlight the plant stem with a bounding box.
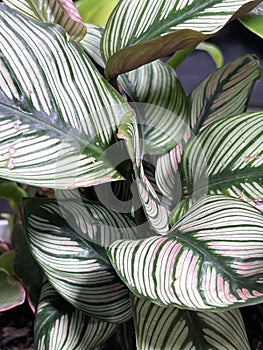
[166,46,196,69]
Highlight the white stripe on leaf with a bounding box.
[24,198,134,322]
[108,195,263,310]
[132,295,250,350]
[3,0,87,41]
[102,0,261,77]
[0,5,130,188]
[35,281,117,350]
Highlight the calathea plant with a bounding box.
[0,0,263,349]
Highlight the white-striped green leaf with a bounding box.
[155,55,261,209]
[3,0,87,41]
[118,111,169,235]
[108,195,263,310]
[182,112,263,202]
[35,281,117,350]
[132,294,250,350]
[0,5,130,189]
[155,142,185,210]
[102,0,261,78]
[80,23,105,68]
[118,60,188,154]
[24,198,133,322]
[189,55,261,133]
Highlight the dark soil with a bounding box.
[0,302,34,350]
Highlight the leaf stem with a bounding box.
[166,46,196,69]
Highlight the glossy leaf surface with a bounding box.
[182,112,263,201]
[0,5,129,189]
[80,23,105,68]
[108,195,263,310]
[102,0,261,78]
[24,198,134,322]
[3,0,86,41]
[35,281,117,350]
[118,60,188,154]
[155,55,261,208]
[189,55,260,133]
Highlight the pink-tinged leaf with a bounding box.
[3,0,87,41]
[102,0,262,78]
[108,195,263,310]
[0,269,26,311]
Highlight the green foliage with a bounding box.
[0,0,263,349]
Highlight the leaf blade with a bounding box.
[0,5,130,189]
[3,0,87,41]
[108,195,263,310]
[102,0,261,78]
[24,197,135,322]
[35,281,117,350]
[132,295,250,350]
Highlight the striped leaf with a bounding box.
[3,0,86,41]
[182,112,263,202]
[118,60,188,154]
[155,55,261,209]
[189,55,261,134]
[102,0,261,78]
[108,195,263,310]
[80,23,105,68]
[118,111,169,234]
[132,295,250,350]
[155,142,185,210]
[0,5,130,189]
[35,281,117,350]
[24,198,134,322]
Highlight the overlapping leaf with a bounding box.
[24,198,135,322]
[118,111,169,234]
[80,23,105,68]
[102,0,261,78]
[182,112,263,201]
[35,281,117,350]
[132,295,250,350]
[0,5,130,189]
[155,55,261,209]
[118,60,188,154]
[189,54,261,133]
[108,195,263,310]
[3,0,86,41]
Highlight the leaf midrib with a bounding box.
[187,166,263,196]
[132,0,225,45]
[0,103,103,158]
